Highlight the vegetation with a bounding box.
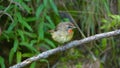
[0,0,120,68]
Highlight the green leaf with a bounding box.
[40,59,49,62]
[21,2,31,13]
[13,38,19,52]
[49,0,59,15]
[22,53,34,57]
[17,30,25,42]
[16,51,22,63]
[36,4,44,19]
[39,43,51,50]
[8,38,18,64]
[20,42,38,53]
[8,22,17,31]
[24,31,37,38]
[1,31,14,41]
[101,19,108,23]
[103,0,111,14]
[110,15,120,19]
[38,22,44,40]
[43,0,48,7]
[30,62,36,68]
[30,40,37,46]
[7,17,18,32]
[16,12,33,31]
[44,38,56,48]
[46,15,55,29]
[0,56,5,68]
[101,38,107,49]
[24,17,36,22]
[9,48,15,64]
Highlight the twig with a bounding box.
[9,29,120,68]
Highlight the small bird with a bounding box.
[49,22,76,43]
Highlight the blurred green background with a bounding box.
[0,0,120,68]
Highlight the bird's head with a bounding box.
[56,22,76,33]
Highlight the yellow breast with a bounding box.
[51,30,74,43]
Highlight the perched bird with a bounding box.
[49,22,76,43]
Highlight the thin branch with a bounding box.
[9,29,120,68]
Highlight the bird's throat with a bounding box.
[68,29,73,33]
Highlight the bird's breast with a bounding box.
[51,30,74,43]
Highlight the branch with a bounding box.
[9,29,120,68]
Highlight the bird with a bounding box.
[49,22,76,44]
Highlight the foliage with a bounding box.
[0,0,120,68]
[0,56,5,68]
[101,15,120,30]
[0,0,58,67]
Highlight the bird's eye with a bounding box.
[67,25,72,28]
